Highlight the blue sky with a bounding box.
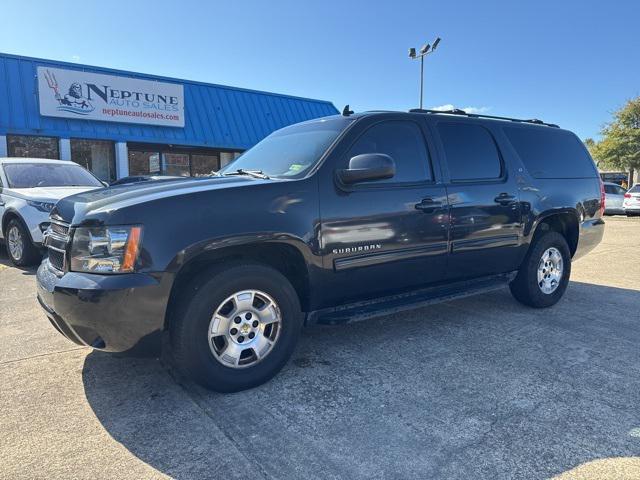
[1,0,638,140]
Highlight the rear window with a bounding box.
[437,123,502,181]
[629,185,640,194]
[504,127,597,179]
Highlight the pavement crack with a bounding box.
[0,346,87,366]
[163,365,273,480]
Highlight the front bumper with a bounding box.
[36,260,170,356]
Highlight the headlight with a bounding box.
[27,200,56,212]
[70,225,143,274]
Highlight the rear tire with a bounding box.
[509,231,571,308]
[170,262,303,392]
[4,218,40,267]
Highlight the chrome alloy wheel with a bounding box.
[537,247,564,294]
[7,226,23,261]
[208,290,282,368]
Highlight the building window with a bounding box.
[163,153,191,177]
[128,145,236,178]
[191,154,220,176]
[7,135,59,159]
[128,150,161,176]
[70,139,116,182]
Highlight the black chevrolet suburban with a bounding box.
[36,109,605,392]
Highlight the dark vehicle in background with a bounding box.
[36,109,604,392]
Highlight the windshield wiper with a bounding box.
[223,169,270,180]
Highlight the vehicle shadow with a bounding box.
[0,245,38,276]
[82,281,640,479]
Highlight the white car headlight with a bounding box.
[70,225,143,273]
[27,200,56,212]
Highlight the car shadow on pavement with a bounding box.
[82,281,640,480]
[0,247,37,275]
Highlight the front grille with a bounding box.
[45,219,71,272]
[50,222,69,236]
[48,248,65,271]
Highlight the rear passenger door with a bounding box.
[431,120,522,279]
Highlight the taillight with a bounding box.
[624,193,632,198]
[599,180,605,215]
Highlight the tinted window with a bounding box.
[3,163,103,188]
[347,121,431,183]
[504,127,596,179]
[438,123,502,181]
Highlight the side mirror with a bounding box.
[337,153,396,185]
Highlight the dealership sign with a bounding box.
[37,66,185,127]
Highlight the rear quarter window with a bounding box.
[504,127,597,179]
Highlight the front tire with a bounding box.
[509,231,571,308]
[4,218,40,267]
[170,263,303,392]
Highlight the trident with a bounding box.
[43,69,61,102]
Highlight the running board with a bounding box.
[306,272,517,325]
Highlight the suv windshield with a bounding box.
[3,163,103,188]
[219,116,353,179]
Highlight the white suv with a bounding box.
[0,158,104,266]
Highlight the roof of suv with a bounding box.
[346,109,560,129]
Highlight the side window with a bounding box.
[437,123,502,181]
[503,127,597,179]
[347,121,432,183]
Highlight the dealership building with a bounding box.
[0,53,338,182]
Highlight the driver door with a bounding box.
[318,117,449,307]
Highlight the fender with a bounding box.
[1,207,35,243]
[165,232,316,274]
[524,207,581,242]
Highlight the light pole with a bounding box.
[408,37,441,109]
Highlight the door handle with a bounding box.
[415,198,443,213]
[494,193,517,205]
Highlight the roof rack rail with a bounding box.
[408,108,559,128]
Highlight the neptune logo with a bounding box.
[43,69,94,115]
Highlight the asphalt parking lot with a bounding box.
[1,216,639,480]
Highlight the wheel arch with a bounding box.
[163,240,312,331]
[528,209,580,257]
[1,209,33,242]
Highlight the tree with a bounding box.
[592,97,640,185]
[583,138,598,165]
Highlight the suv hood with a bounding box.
[9,186,102,202]
[52,175,269,224]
